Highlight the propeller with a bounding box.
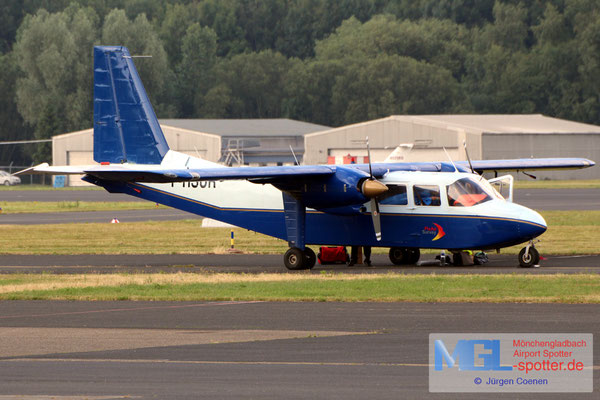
[363,136,386,241]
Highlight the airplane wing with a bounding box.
[458,158,595,174]
[16,163,336,183]
[19,157,595,183]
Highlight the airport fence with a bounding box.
[0,164,50,185]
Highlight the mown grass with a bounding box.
[513,179,600,189]
[0,221,286,254]
[0,211,598,255]
[0,273,598,303]
[0,201,164,213]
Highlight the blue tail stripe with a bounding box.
[93,46,169,165]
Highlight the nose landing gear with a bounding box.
[518,240,540,268]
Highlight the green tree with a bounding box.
[176,23,218,117]
[14,6,98,161]
[101,8,172,115]
[204,50,298,118]
[160,2,202,67]
[198,0,247,57]
[315,15,469,79]
[0,52,33,165]
[284,59,345,126]
[330,54,461,125]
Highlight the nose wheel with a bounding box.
[518,241,540,268]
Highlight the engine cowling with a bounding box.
[273,166,387,210]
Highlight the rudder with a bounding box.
[93,46,169,165]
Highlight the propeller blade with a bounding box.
[370,198,382,241]
[366,136,373,178]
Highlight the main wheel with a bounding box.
[3,181,9,186]
[405,248,420,264]
[389,247,421,265]
[389,247,404,265]
[284,247,305,270]
[304,247,316,270]
[518,247,540,268]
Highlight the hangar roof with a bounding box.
[400,114,600,134]
[158,119,330,137]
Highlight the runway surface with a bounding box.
[3,188,600,210]
[0,300,597,399]
[0,253,599,274]
[0,188,598,226]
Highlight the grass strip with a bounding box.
[0,211,599,255]
[0,201,164,214]
[0,273,598,303]
[513,179,600,189]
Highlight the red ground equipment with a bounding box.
[317,246,349,265]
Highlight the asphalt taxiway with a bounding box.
[0,300,597,399]
[2,188,600,210]
[0,253,599,274]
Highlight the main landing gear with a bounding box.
[284,247,316,270]
[518,240,540,268]
[389,247,420,265]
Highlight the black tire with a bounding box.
[389,247,421,265]
[518,247,540,268]
[389,247,404,265]
[406,248,420,264]
[304,247,316,270]
[284,247,305,270]
[3,181,9,186]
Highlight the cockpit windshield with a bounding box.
[446,177,495,207]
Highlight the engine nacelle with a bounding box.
[274,166,386,210]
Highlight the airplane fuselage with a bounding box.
[103,162,546,252]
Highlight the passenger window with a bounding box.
[413,185,440,206]
[379,184,408,205]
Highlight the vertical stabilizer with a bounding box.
[93,46,169,164]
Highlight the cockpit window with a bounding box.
[379,184,408,205]
[447,177,492,207]
[413,185,441,206]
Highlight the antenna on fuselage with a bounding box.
[442,147,458,172]
[463,140,475,174]
[289,145,300,166]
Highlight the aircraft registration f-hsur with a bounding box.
[19,46,596,269]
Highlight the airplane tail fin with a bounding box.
[93,46,169,165]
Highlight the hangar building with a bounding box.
[304,114,600,180]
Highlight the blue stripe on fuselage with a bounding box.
[106,182,545,250]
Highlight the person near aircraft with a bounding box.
[349,245,372,267]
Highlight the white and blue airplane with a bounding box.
[21,46,595,269]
